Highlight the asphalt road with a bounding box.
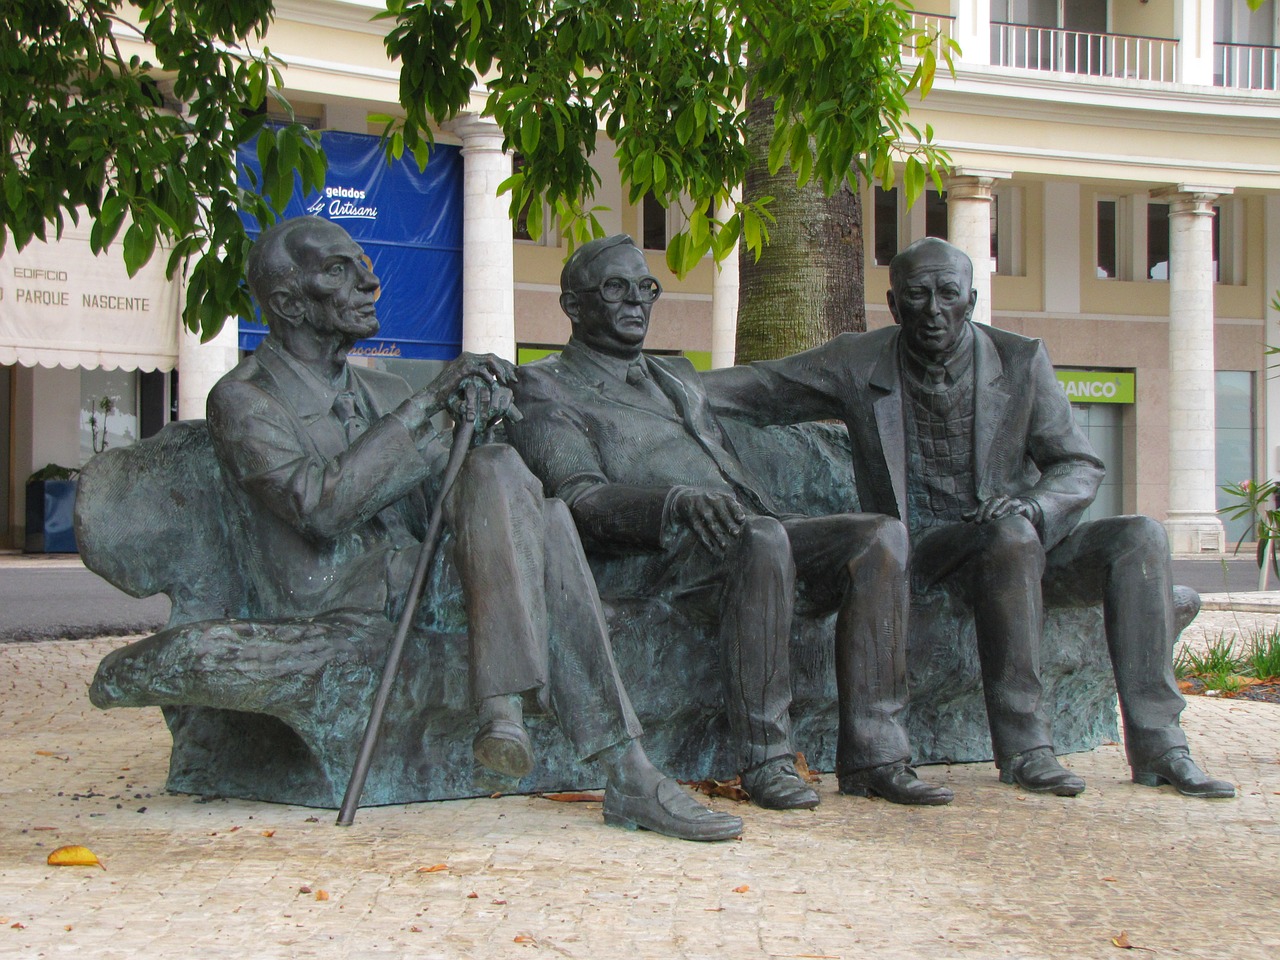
[0,561,170,641]
[1,552,1273,642]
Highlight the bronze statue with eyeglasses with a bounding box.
[506,234,954,809]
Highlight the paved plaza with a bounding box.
[0,634,1277,960]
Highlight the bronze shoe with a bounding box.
[998,747,1085,796]
[472,718,534,779]
[839,761,954,805]
[603,777,744,841]
[741,756,820,810]
[1132,748,1235,799]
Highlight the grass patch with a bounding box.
[1243,627,1280,681]
[1175,634,1241,679]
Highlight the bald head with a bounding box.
[888,237,973,294]
[560,234,641,294]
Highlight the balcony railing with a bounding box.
[991,22,1177,83]
[1215,41,1279,91]
[902,12,954,59]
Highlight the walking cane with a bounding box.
[336,411,477,827]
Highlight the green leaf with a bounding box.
[122,222,157,277]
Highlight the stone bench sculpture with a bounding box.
[77,417,1159,809]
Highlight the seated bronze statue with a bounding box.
[704,236,1232,800]
[87,216,743,842]
[506,235,952,808]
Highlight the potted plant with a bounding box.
[25,464,81,554]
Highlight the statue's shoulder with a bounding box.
[974,324,1046,367]
[512,353,579,403]
[350,365,412,405]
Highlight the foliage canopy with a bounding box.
[381,0,954,275]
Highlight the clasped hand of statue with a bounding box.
[669,488,747,555]
[963,495,1035,525]
[406,352,522,443]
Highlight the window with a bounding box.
[1146,202,1170,281]
[1215,370,1257,546]
[642,191,667,251]
[992,185,1025,277]
[79,368,138,465]
[924,189,948,241]
[1096,199,1118,279]
[873,186,899,266]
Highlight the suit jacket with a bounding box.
[703,324,1104,551]
[207,337,444,617]
[506,339,777,552]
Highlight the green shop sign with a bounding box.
[1055,369,1135,404]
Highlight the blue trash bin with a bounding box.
[24,479,79,554]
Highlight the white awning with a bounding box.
[0,222,180,372]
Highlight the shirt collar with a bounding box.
[261,337,353,411]
[565,337,642,384]
[898,323,975,387]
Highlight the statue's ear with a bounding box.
[560,291,580,322]
[269,290,304,326]
[886,289,902,326]
[964,286,978,321]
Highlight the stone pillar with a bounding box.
[1155,185,1231,554]
[177,318,240,420]
[710,190,741,369]
[1174,0,1215,86]
[945,170,1009,326]
[950,0,991,67]
[447,114,516,361]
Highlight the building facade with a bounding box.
[2,0,1277,554]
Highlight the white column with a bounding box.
[710,189,741,369]
[447,113,516,361]
[1156,185,1232,554]
[177,319,239,420]
[1174,0,1215,86]
[951,0,991,67]
[945,169,1009,326]
[1265,195,1280,479]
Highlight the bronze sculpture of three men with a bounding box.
[209,216,1231,843]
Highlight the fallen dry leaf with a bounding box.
[11,923,24,930]
[732,885,750,894]
[315,890,329,901]
[63,925,72,932]
[466,891,478,899]
[260,830,276,838]
[410,926,422,933]
[46,845,105,870]
[1112,931,1133,949]
[34,750,67,759]
[793,752,821,783]
[32,827,57,832]
[416,864,448,873]
[1102,877,1118,882]
[298,886,312,894]
[540,792,604,803]
[514,935,536,944]
[684,777,750,803]
[492,898,508,905]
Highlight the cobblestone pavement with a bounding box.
[0,639,1277,960]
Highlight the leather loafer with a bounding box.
[741,756,820,810]
[603,777,744,841]
[473,719,534,779]
[1132,748,1235,799]
[998,747,1085,796]
[839,761,954,805]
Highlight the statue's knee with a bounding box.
[850,515,909,570]
[981,514,1044,565]
[732,515,790,562]
[459,443,540,494]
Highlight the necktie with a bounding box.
[333,390,369,444]
[625,359,668,405]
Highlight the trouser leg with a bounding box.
[786,514,912,774]
[717,515,796,770]
[1044,517,1187,767]
[914,517,1053,762]
[445,444,549,705]
[539,497,643,761]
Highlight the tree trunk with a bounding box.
[736,94,865,364]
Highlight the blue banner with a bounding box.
[237,130,463,360]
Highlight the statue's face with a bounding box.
[887,243,976,362]
[567,244,655,358]
[286,220,381,343]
